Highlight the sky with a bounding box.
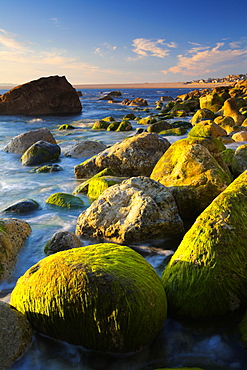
[0,0,246,85]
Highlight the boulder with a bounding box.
[31,164,63,173]
[3,127,57,155]
[147,120,172,133]
[232,131,247,142]
[150,138,232,220]
[0,75,82,115]
[65,141,107,158]
[0,218,31,281]
[199,91,226,112]
[162,171,247,318]
[46,192,84,208]
[76,176,184,243]
[87,176,127,199]
[231,144,247,176]
[223,98,245,125]
[188,120,227,138]
[2,198,39,214]
[10,243,167,353]
[44,230,82,255]
[191,108,215,125]
[21,140,61,166]
[73,168,115,195]
[0,301,32,370]
[122,97,148,106]
[74,132,171,179]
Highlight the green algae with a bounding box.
[116,120,132,131]
[159,127,187,136]
[92,120,110,130]
[58,124,75,130]
[73,168,115,194]
[87,176,126,199]
[10,243,167,353]
[46,192,84,208]
[162,171,247,319]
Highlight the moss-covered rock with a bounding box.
[116,120,132,131]
[147,120,172,133]
[21,140,61,166]
[123,113,136,120]
[138,116,157,125]
[223,98,245,125]
[106,121,121,131]
[188,120,227,138]
[170,121,192,129]
[162,171,247,318]
[2,198,39,214]
[92,120,110,130]
[58,124,75,130]
[0,218,31,281]
[31,164,63,173]
[46,192,84,208]
[10,243,167,353]
[199,92,226,112]
[150,138,232,220]
[221,148,235,169]
[73,168,115,194]
[87,176,127,199]
[190,108,215,125]
[0,301,32,370]
[159,127,187,136]
[231,144,247,176]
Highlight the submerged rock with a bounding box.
[0,301,32,370]
[162,171,247,318]
[0,75,82,115]
[3,128,57,155]
[21,140,61,166]
[2,198,39,214]
[10,243,167,353]
[74,132,170,179]
[76,176,184,243]
[150,138,232,220]
[0,218,31,281]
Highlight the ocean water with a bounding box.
[0,87,246,370]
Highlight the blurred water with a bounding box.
[0,87,246,369]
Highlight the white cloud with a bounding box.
[94,42,117,56]
[130,38,172,59]
[0,29,27,51]
[162,41,247,76]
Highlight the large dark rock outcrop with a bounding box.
[0,75,82,115]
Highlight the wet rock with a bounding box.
[223,98,245,125]
[188,120,227,138]
[74,132,170,179]
[122,97,148,106]
[65,140,107,158]
[231,144,247,176]
[150,138,232,220]
[76,176,184,243]
[0,218,31,281]
[21,140,61,166]
[46,192,84,208]
[0,75,82,115]
[10,243,167,353]
[2,199,39,214]
[191,108,215,125]
[232,131,247,142]
[44,230,82,255]
[0,301,32,370]
[73,168,115,195]
[147,120,172,133]
[31,164,63,173]
[162,171,247,318]
[3,128,57,155]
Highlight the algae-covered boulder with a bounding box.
[10,243,167,353]
[0,218,31,281]
[188,120,227,138]
[76,176,184,243]
[190,108,215,125]
[199,91,226,112]
[73,168,115,194]
[21,140,61,166]
[162,171,247,318]
[231,144,247,176]
[0,301,32,370]
[87,176,127,199]
[74,132,170,179]
[44,230,82,255]
[223,98,245,125]
[150,138,232,220]
[58,124,75,130]
[147,120,172,133]
[46,192,84,208]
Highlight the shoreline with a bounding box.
[73,82,232,90]
[0,82,232,91]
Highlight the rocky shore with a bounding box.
[1,76,247,368]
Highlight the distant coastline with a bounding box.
[0,81,232,91]
[73,82,232,90]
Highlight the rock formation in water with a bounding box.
[0,75,82,115]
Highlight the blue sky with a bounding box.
[0,0,246,84]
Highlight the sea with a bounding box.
[0,87,246,370]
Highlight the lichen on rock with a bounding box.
[10,243,167,353]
